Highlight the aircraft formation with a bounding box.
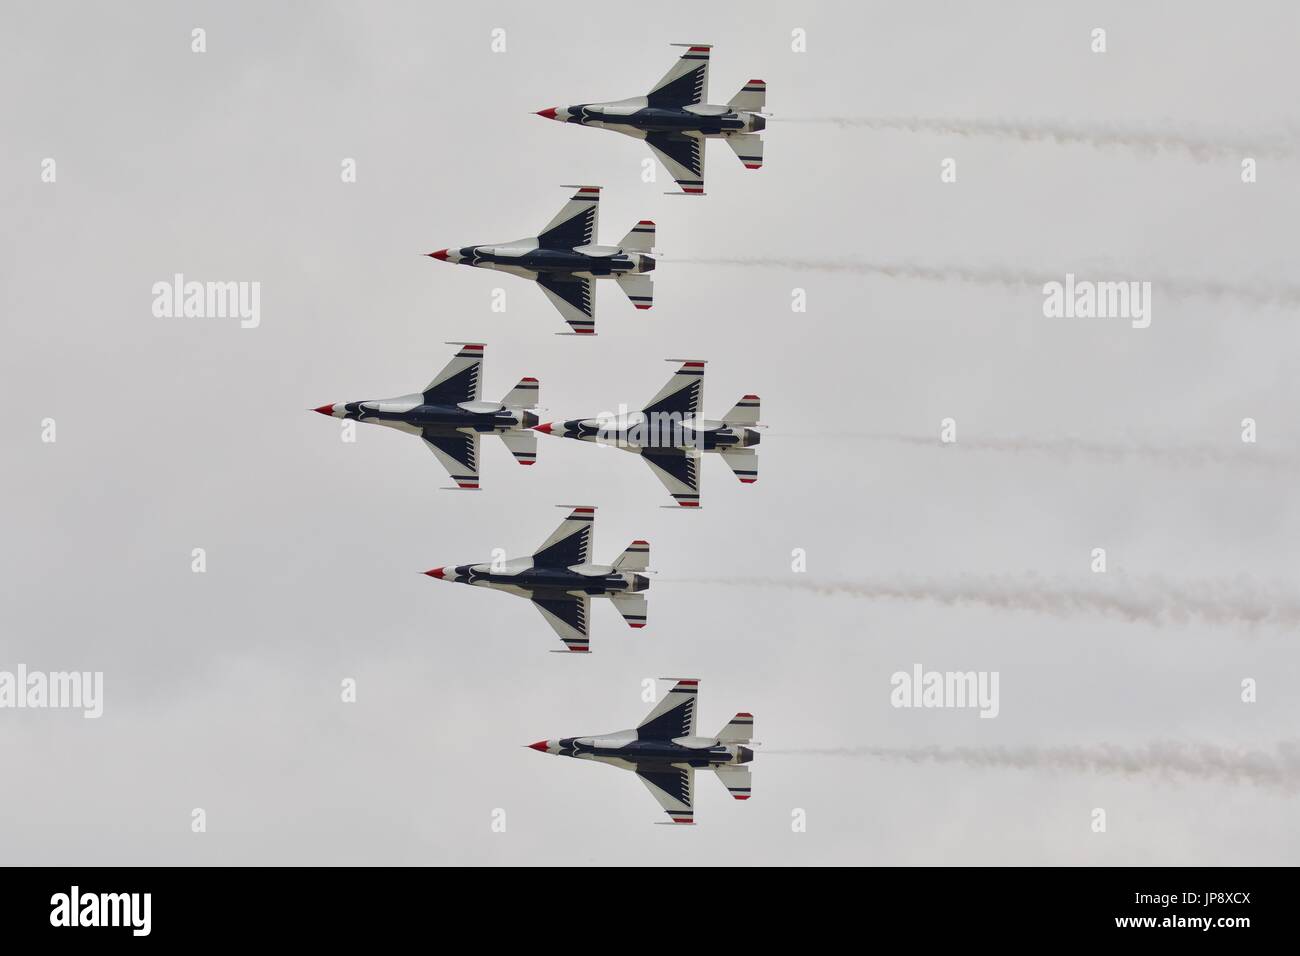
[312,44,766,825]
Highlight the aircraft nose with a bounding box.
[535,107,558,120]
[311,404,336,416]
[527,740,550,752]
[426,249,450,261]
[423,567,446,579]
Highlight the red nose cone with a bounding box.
[536,107,558,120]
[533,422,554,434]
[312,404,335,416]
[423,567,445,579]
[527,740,549,752]
[426,249,450,261]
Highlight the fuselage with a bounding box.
[431,562,650,596]
[434,242,654,279]
[538,733,754,766]
[320,395,536,434]
[546,99,765,137]
[548,414,761,454]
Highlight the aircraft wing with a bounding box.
[636,678,699,738]
[421,429,480,490]
[532,506,595,568]
[538,185,600,248]
[647,44,710,107]
[645,132,706,196]
[636,764,695,825]
[641,450,700,508]
[532,592,591,653]
[536,273,596,335]
[643,360,704,418]
[423,343,484,404]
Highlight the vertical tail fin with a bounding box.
[727,79,766,113]
[501,377,539,408]
[716,712,753,744]
[722,394,760,425]
[612,539,650,572]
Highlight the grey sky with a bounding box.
[3,1,1299,864]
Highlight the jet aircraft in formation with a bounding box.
[423,506,650,654]
[528,678,754,824]
[315,40,770,826]
[535,359,761,508]
[535,43,767,196]
[426,185,655,335]
[312,343,539,490]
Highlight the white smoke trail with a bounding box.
[671,257,1300,309]
[685,576,1300,629]
[776,116,1300,162]
[766,741,1300,790]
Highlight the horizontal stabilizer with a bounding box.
[501,377,539,408]
[720,448,757,484]
[713,764,751,801]
[722,394,760,425]
[724,131,764,170]
[716,712,753,744]
[615,273,654,311]
[612,539,650,572]
[727,79,766,113]
[498,429,537,466]
[609,590,648,629]
[619,220,656,253]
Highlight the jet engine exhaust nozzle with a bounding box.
[738,746,755,764]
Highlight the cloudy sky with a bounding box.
[3,1,1299,865]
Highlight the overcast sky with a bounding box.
[3,1,1299,865]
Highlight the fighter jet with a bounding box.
[425,185,656,336]
[535,44,766,196]
[534,359,761,508]
[527,679,754,825]
[311,342,539,490]
[423,506,650,653]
